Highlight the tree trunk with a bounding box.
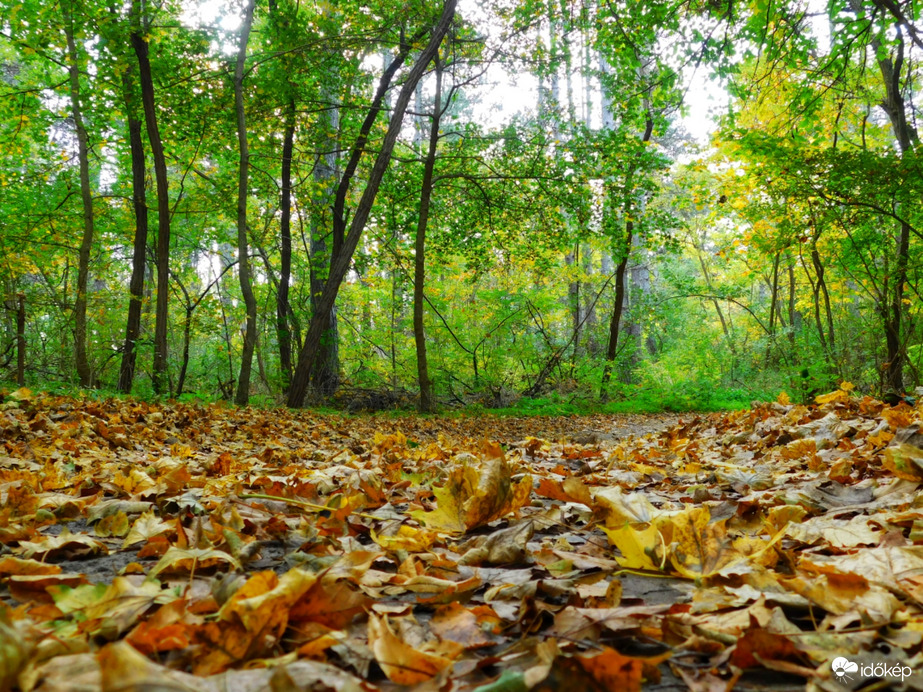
[694,244,735,354]
[276,99,295,392]
[233,0,258,406]
[117,65,148,394]
[413,54,443,413]
[177,305,193,396]
[63,0,95,388]
[131,6,171,395]
[600,116,654,399]
[287,0,457,407]
[600,247,630,399]
[853,0,919,392]
[16,293,25,386]
[309,92,340,399]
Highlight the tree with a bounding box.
[130,0,172,395]
[233,0,257,406]
[63,0,97,388]
[287,0,458,408]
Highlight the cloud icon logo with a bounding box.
[832,657,859,678]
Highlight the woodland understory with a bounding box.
[2,0,923,688]
[0,0,921,412]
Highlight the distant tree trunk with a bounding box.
[117,65,148,394]
[625,233,652,379]
[131,4,171,395]
[600,117,653,400]
[233,0,257,406]
[809,239,835,361]
[566,245,582,363]
[276,99,295,393]
[287,0,457,408]
[694,242,735,354]
[765,253,781,364]
[600,239,631,399]
[63,0,95,388]
[787,257,797,349]
[16,294,25,386]
[413,54,443,413]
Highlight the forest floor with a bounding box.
[1,386,923,691]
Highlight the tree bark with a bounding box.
[117,64,148,394]
[131,6,171,395]
[63,0,95,388]
[413,53,443,413]
[287,0,457,407]
[233,0,258,406]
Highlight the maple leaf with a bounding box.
[410,453,532,534]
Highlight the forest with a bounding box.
[1,0,918,412]
[4,1,923,689]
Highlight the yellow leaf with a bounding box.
[368,613,453,684]
[410,455,531,535]
[600,523,666,571]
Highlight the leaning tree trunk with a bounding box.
[63,0,95,388]
[233,0,258,406]
[287,0,457,408]
[131,4,171,395]
[117,64,149,394]
[413,53,443,413]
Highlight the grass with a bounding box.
[1,379,764,419]
[462,385,761,418]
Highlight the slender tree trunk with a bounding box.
[600,246,630,398]
[117,66,148,394]
[566,245,581,362]
[233,0,257,406]
[287,0,457,407]
[16,293,25,386]
[695,245,735,354]
[276,99,295,392]
[787,259,796,348]
[177,305,193,396]
[600,117,653,399]
[413,54,443,413]
[63,0,95,388]
[765,253,780,363]
[811,243,835,356]
[131,6,171,395]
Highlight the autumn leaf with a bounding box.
[122,511,172,548]
[410,454,532,534]
[368,613,455,684]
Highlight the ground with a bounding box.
[1,387,922,691]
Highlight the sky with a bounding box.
[181,0,726,145]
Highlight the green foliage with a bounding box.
[0,0,918,411]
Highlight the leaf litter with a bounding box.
[2,386,923,690]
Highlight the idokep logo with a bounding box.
[831,657,913,685]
